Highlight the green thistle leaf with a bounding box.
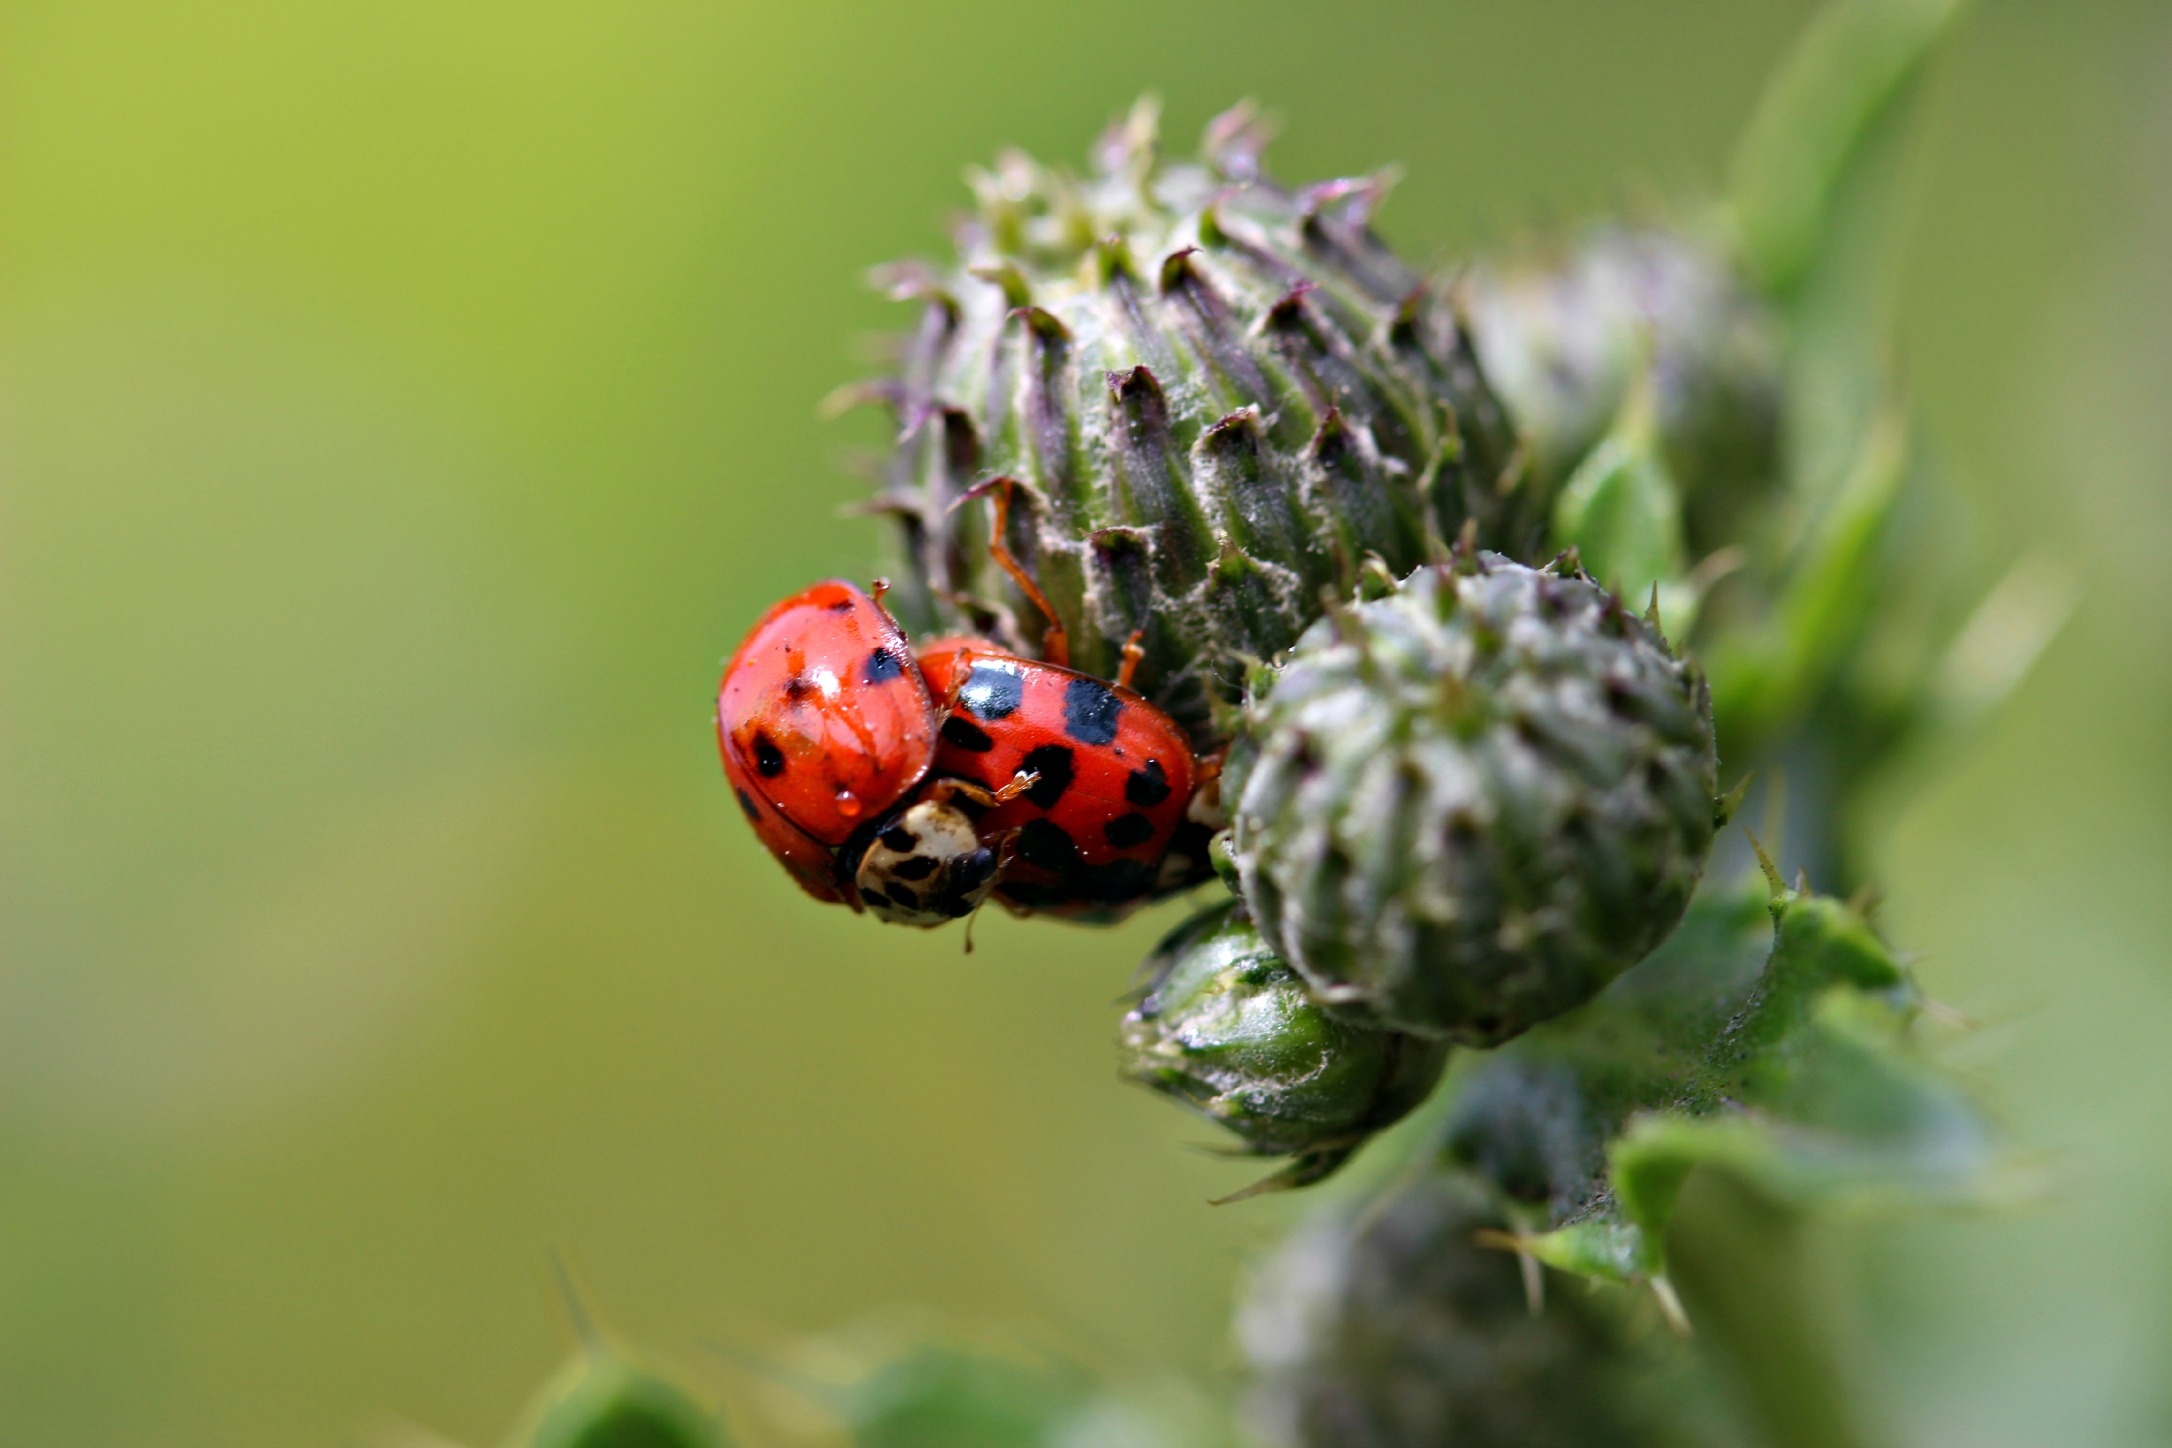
[1705,411,1908,766]
[1552,375,1697,633]
[1440,872,2003,1290]
[1731,0,1973,300]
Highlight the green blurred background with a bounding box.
[4,2,2169,1444]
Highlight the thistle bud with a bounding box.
[1227,555,1719,1045]
[1462,224,1782,551]
[511,1350,727,1448]
[856,100,1529,744]
[1119,900,1449,1191]
[1236,1172,1689,1448]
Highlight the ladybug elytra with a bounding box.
[915,640,1198,918]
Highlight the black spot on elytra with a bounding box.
[1062,677,1123,745]
[892,854,938,881]
[734,788,760,822]
[1016,818,1081,873]
[826,596,856,612]
[753,733,786,777]
[864,647,906,684]
[961,663,1023,720]
[783,675,815,703]
[879,824,918,852]
[1124,758,1171,807]
[1020,744,1075,809]
[1104,812,1155,850]
[942,716,995,752]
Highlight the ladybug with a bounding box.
[716,578,1024,925]
[916,637,1199,919]
[716,478,1217,925]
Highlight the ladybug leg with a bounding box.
[961,891,988,955]
[989,769,1040,806]
[927,777,988,810]
[962,826,1029,950]
[1115,630,1146,691]
[960,476,1070,668]
[931,661,968,714]
[933,772,1041,810]
[868,576,892,609]
[1188,747,1229,830]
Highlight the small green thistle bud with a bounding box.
[1227,555,1719,1045]
[836,1342,1082,1448]
[1119,899,1450,1192]
[855,100,1529,743]
[1236,1172,1690,1448]
[1462,224,1782,551]
[505,1269,729,1448]
[510,1351,727,1448]
[799,1329,1213,1448]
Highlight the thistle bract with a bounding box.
[858,101,1528,744]
[1119,900,1449,1191]
[1227,555,1719,1045]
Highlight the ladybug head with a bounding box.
[843,792,1000,927]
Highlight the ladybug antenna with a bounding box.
[1116,629,1146,691]
[960,476,1070,666]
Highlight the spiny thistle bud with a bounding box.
[1119,899,1450,1194]
[1461,224,1782,550]
[1236,1172,1695,1448]
[853,100,1528,745]
[1226,554,1720,1046]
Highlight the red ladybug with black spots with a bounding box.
[715,482,1218,926]
[913,638,1201,919]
